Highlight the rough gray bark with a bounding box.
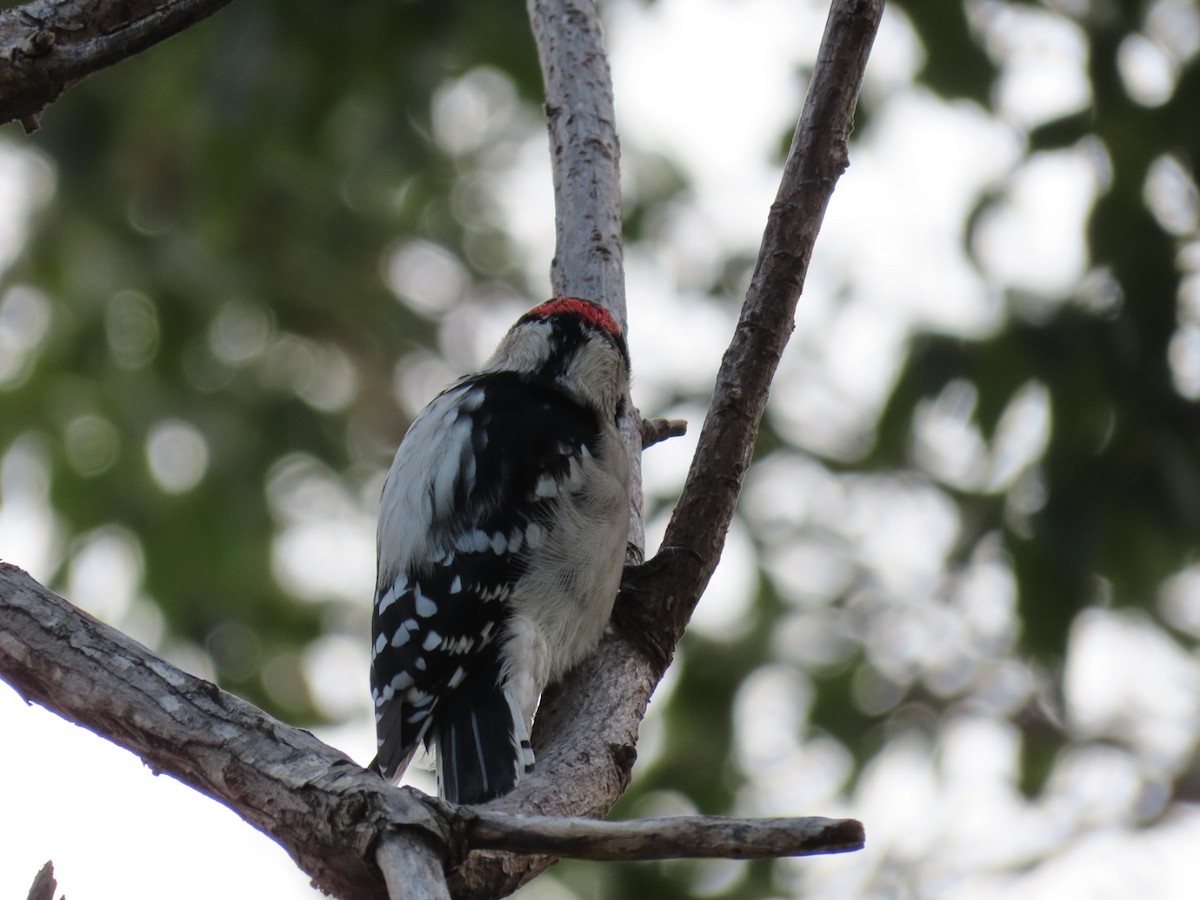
[26,861,59,900]
[462,810,864,860]
[525,0,654,565]
[0,561,449,899]
[0,0,884,896]
[1,559,863,897]
[454,0,887,895]
[0,0,234,131]
[527,0,626,326]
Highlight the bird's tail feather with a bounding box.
[435,678,533,804]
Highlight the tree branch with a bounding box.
[1,1,883,897]
[0,561,446,900]
[376,833,452,900]
[2,561,862,899]
[26,861,58,900]
[462,810,864,860]
[525,0,654,570]
[449,1,883,896]
[643,0,884,646]
[0,0,235,131]
[526,0,625,325]
[640,416,688,449]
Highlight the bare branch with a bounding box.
[377,833,452,900]
[0,0,235,130]
[452,2,884,893]
[525,0,653,570]
[649,0,885,645]
[26,861,58,900]
[641,416,688,449]
[2,3,883,898]
[1,561,860,899]
[463,810,864,860]
[526,0,625,325]
[0,562,443,900]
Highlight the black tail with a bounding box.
[434,656,532,804]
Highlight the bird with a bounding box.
[370,296,631,804]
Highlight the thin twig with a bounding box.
[48,0,235,76]
[641,417,688,449]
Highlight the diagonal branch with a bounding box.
[0,0,235,131]
[636,0,884,648]
[0,561,450,900]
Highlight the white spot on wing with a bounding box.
[389,672,413,691]
[450,575,462,594]
[534,473,558,498]
[414,584,437,618]
[525,522,543,547]
[376,575,408,615]
[422,631,442,651]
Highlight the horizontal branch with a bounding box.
[640,416,688,449]
[2,561,863,897]
[463,810,864,861]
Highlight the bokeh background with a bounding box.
[4,0,1200,897]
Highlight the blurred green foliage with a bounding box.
[3,0,1200,897]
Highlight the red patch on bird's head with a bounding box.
[525,297,622,336]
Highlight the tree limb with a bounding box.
[26,861,58,900]
[644,0,884,645]
[525,0,654,569]
[0,0,235,131]
[526,0,626,324]
[462,810,864,860]
[0,561,447,900]
[0,0,883,897]
[376,833,452,900]
[449,1,884,896]
[2,561,863,898]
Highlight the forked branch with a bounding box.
[0,1,884,898]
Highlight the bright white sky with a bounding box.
[4,0,1200,897]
